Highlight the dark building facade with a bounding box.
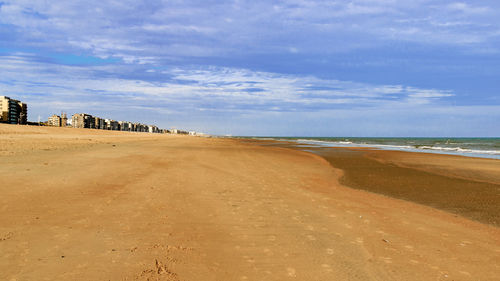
[0,96,27,124]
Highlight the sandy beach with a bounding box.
[1,124,499,280]
[254,140,500,226]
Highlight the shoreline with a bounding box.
[235,136,500,160]
[244,138,500,226]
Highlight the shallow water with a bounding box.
[244,137,500,159]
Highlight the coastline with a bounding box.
[244,137,500,160]
[1,124,499,280]
[246,138,500,226]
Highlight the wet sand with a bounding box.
[1,125,499,280]
[313,147,500,226]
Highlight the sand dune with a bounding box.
[0,124,499,280]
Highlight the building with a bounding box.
[148,125,159,133]
[119,121,132,131]
[48,114,62,126]
[72,113,94,128]
[60,112,68,127]
[47,112,67,127]
[104,119,120,131]
[65,112,165,133]
[0,96,27,124]
[94,117,105,130]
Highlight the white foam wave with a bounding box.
[418,146,500,155]
[291,139,500,159]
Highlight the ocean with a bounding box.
[251,137,500,160]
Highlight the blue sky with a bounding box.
[0,0,499,136]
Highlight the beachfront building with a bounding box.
[72,113,95,129]
[94,117,105,130]
[148,125,160,133]
[47,112,68,127]
[170,129,188,135]
[0,96,28,124]
[104,119,120,131]
[133,123,148,132]
[119,121,133,131]
[60,113,67,127]
[66,112,166,134]
[47,114,61,127]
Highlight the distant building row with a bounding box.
[49,113,163,133]
[0,96,27,124]
[1,95,202,135]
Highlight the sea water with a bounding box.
[256,137,500,160]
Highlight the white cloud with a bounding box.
[447,2,491,14]
[1,0,499,61]
[0,54,455,120]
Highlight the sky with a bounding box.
[0,0,499,136]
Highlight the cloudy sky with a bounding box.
[1,0,499,136]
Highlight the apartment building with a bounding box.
[48,114,62,126]
[104,119,120,131]
[60,113,67,127]
[94,117,105,130]
[65,112,168,134]
[72,113,94,128]
[47,112,68,127]
[0,96,27,124]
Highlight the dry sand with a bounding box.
[1,124,499,280]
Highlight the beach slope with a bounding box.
[0,124,498,280]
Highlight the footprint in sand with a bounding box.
[263,248,273,256]
[326,248,334,255]
[379,257,392,264]
[459,271,471,276]
[286,267,296,277]
[429,265,439,270]
[321,264,333,272]
[306,235,316,241]
[459,240,472,246]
